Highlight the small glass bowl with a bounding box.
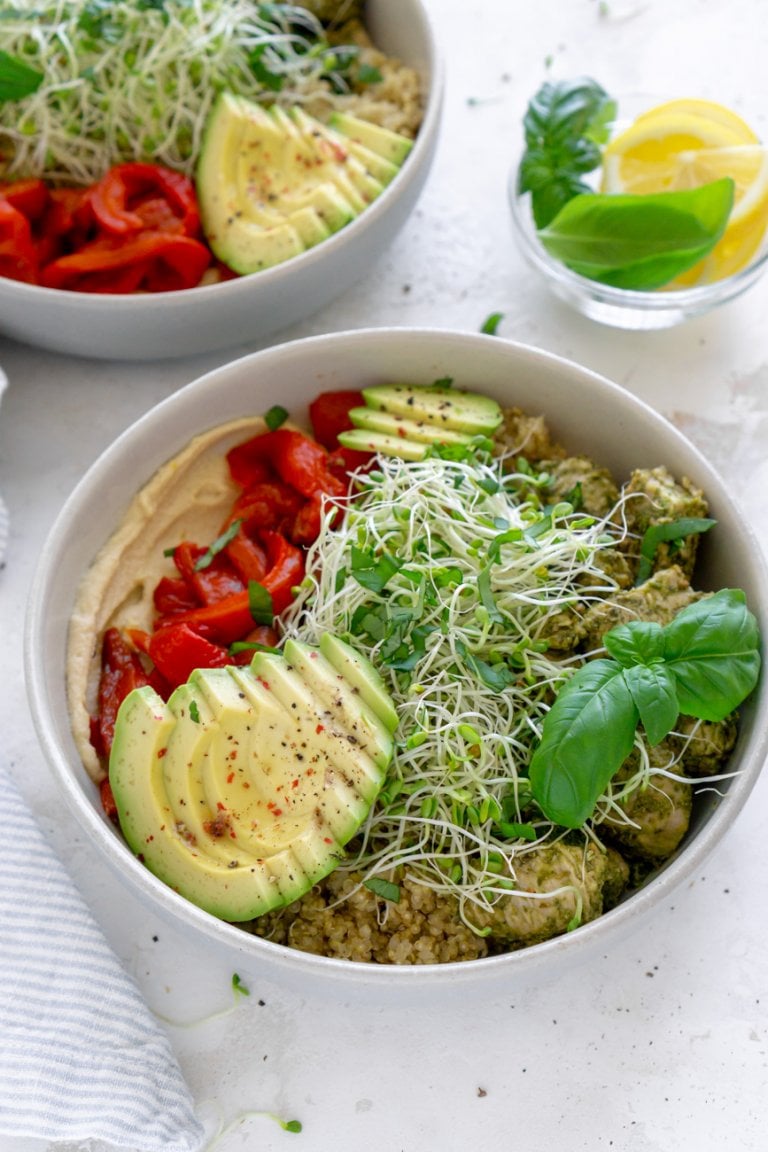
[509,166,768,331]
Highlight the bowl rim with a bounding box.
[24,326,768,991]
[0,0,444,312]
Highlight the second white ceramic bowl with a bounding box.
[0,0,443,360]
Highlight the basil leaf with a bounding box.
[529,659,638,828]
[248,580,274,626]
[519,77,615,228]
[0,50,44,102]
[622,663,680,746]
[662,588,761,720]
[604,620,665,668]
[537,179,735,290]
[635,517,717,585]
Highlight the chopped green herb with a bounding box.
[248,580,274,625]
[263,404,289,431]
[194,519,242,570]
[350,546,403,593]
[357,62,383,85]
[480,312,504,335]
[232,972,250,997]
[189,701,200,724]
[635,516,717,585]
[364,876,401,903]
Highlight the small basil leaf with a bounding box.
[662,588,761,720]
[622,663,679,746]
[604,620,665,668]
[529,659,638,828]
[537,179,735,289]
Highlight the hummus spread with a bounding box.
[67,415,269,783]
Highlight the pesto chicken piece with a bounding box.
[495,407,567,464]
[604,770,692,861]
[543,455,620,518]
[472,841,629,948]
[672,715,738,776]
[617,465,710,579]
[579,564,702,651]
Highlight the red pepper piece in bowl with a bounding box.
[40,231,211,293]
[0,198,38,283]
[89,162,202,237]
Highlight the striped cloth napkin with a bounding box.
[0,766,206,1152]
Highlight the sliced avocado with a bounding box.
[109,637,396,922]
[347,406,476,446]
[327,111,414,166]
[289,106,386,205]
[319,632,399,734]
[197,92,412,275]
[337,427,431,462]
[362,383,504,435]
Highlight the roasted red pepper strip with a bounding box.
[225,481,305,536]
[153,575,201,616]
[225,527,268,584]
[95,628,152,758]
[233,429,347,501]
[148,622,231,689]
[89,162,201,237]
[0,198,38,283]
[225,440,276,489]
[309,389,365,448]
[40,230,211,293]
[260,529,306,614]
[0,178,48,221]
[172,541,245,605]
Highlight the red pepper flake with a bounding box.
[226,771,235,784]
[291,778,300,789]
[315,724,325,734]
[323,837,333,844]
[157,747,167,759]
[216,801,227,811]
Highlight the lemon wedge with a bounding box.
[601,102,768,284]
[633,98,759,145]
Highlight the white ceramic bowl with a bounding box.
[25,328,768,1000]
[0,0,442,361]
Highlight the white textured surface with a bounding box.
[1,1,768,1148]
